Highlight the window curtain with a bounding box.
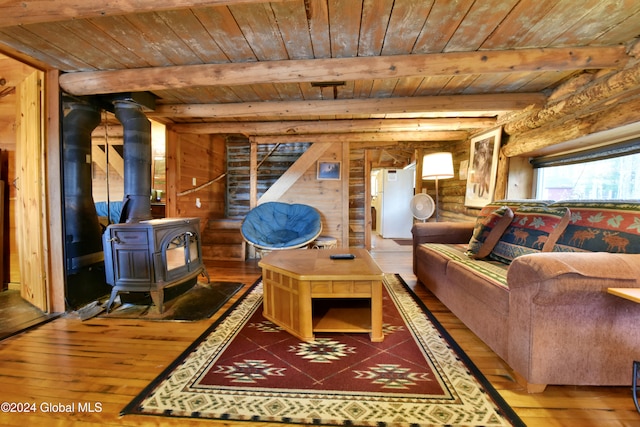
[531,137,640,168]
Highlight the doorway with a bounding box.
[0,54,57,339]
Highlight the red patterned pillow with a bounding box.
[466,205,514,259]
[489,206,571,264]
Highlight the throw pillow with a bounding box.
[466,205,514,259]
[548,200,640,253]
[489,205,571,264]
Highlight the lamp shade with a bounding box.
[422,152,454,180]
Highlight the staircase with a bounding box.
[201,141,312,261]
[226,141,311,217]
[201,218,246,261]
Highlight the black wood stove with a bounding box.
[102,217,208,313]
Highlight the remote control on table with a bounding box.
[330,253,355,260]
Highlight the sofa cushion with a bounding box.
[423,243,509,288]
[466,205,514,259]
[489,205,571,264]
[548,200,640,253]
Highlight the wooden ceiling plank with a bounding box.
[123,11,204,66]
[596,10,640,45]
[0,26,94,71]
[65,19,144,69]
[58,46,629,95]
[445,0,520,52]
[305,0,331,58]
[191,6,257,62]
[270,0,315,60]
[369,78,399,98]
[35,21,127,70]
[170,118,497,134]
[247,83,283,102]
[328,0,362,58]
[0,0,288,28]
[149,93,545,119]
[413,0,475,53]
[156,9,229,64]
[381,0,434,55]
[440,74,481,95]
[357,0,394,56]
[481,0,558,49]
[513,0,600,47]
[392,76,426,97]
[87,15,173,68]
[413,75,452,96]
[228,3,289,61]
[548,1,640,46]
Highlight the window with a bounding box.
[535,151,640,200]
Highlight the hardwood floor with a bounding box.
[0,240,638,426]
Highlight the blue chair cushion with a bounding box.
[241,202,322,249]
[95,201,123,224]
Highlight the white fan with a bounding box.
[410,193,435,222]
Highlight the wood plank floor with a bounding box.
[0,239,638,426]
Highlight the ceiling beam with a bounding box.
[251,131,467,144]
[59,46,628,96]
[150,94,545,120]
[0,0,283,27]
[169,118,497,135]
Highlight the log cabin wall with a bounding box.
[349,147,367,248]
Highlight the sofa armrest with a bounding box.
[411,221,475,245]
[507,252,640,305]
[411,222,474,274]
[506,252,640,388]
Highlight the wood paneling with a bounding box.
[171,133,226,227]
[277,142,347,247]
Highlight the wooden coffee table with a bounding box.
[258,248,384,342]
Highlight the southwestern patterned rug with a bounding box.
[123,274,524,426]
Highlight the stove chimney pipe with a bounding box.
[63,102,103,272]
[114,101,152,223]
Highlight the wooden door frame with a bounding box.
[44,70,64,313]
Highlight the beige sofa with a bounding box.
[412,200,640,392]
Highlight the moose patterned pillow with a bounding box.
[548,200,640,253]
[489,206,571,264]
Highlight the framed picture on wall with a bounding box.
[464,127,502,208]
[317,161,341,180]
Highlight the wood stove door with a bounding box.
[103,226,153,291]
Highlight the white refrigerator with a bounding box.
[377,168,414,239]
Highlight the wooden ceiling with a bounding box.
[0,0,638,165]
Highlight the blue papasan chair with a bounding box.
[241,202,322,253]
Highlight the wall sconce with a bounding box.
[422,152,454,221]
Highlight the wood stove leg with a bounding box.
[105,288,119,313]
[150,289,165,314]
[201,267,210,284]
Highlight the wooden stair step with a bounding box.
[201,218,246,261]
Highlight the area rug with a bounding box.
[123,274,524,426]
[100,280,244,321]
